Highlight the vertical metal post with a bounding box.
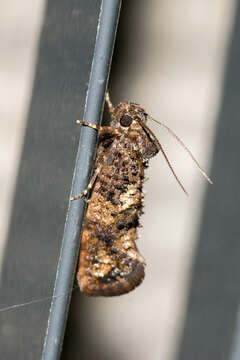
[42,1,122,359]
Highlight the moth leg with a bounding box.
[71,167,101,201]
[105,91,115,117]
[76,119,118,139]
[76,120,104,131]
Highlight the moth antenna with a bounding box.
[138,118,188,195]
[148,116,213,185]
[158,142,189,196]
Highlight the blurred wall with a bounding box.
[0,1,46,267]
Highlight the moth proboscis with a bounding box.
[71,92,212,297]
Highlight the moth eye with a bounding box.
[120,115,132,127]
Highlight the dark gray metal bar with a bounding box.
[42,1,122,359]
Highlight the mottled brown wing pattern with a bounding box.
[76,100,161,296]
[78,139,146,296]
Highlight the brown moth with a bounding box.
[71,93,212,296]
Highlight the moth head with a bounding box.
[113,102,161,160]
[113,102,145,126]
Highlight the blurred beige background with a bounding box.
[0,1,237,359]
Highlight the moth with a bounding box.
[71,92,212,296]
